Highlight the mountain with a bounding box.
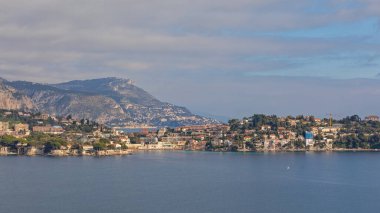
[0,77,218,126]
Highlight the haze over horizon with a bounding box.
[1,0,380,119]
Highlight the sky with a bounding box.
[0,0,380,119]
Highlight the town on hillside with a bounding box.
[1,109,380,156]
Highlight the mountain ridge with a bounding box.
[0,77,219,127]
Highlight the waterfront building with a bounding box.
[305,131,314,146]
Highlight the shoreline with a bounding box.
[0,149,133,157]
[1,148,380,157]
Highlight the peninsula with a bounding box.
[1,109,380,156]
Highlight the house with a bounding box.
[157,141,173,150]
[82,145,94,152]
[126,144,142,149]
[33,125,64,134]
[260,125,271,131]
[14,123,29,133]
[280,139,290,146]
[174,141,187,150]
[243,136,252,142]
[305,131,314,146]
[365,115,379,122]
[119,136,130,144]
[288,120,297,126]
[35,114,50,120]
[190,140,206,150]
[244,129,255,134]
[320,127,340,134]
[0,121,9,132]
[311,127,319,136]
[157,128,167,137]
[0,146,9,155]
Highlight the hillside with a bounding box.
[0,77,218,126]
[0,78,35,111]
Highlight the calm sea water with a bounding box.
[1,152,380,213]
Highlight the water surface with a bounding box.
[1,152,379,213]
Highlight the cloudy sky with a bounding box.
[1,0,380,119]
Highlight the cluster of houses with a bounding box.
[2,110,380,155]
[228,116,344,151]
[0,112,65,138]
[227,115,380,151]
[0,121,30,137]
[122,124,230,151]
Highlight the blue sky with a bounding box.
[0,0,380,118]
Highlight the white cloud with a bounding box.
[0,0,379,116]
[106,60,150,71]
[0,0,378,81]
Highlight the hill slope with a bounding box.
[0,78,35,111]
[0,77,218,126]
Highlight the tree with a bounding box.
[44,141,61,153]
[0,135,19,148]
[205,141,213,151]
[228,119,241,131]
[293,140,305,149]
[93,142,107,151]
[71,143,83,152]
[314,134,323,141]
[99,138,110,144]
[245,142,255,151]
[229,145,238,152]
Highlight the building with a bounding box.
[260,125,271,131]
[311,127,319,136]
[365,115,379,122]
[321,127,340,134]
[305,131,314,146]
[157,141,173,150]
[14,123,29,133]
[35,114,50,120]
[33,125,64,134]
[0,121,9,132]
[157,128,167,137]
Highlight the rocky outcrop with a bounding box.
[0,79,35,111]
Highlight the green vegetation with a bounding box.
[93,138,110,151]
[227,114,380,151]
[0,135,26,148]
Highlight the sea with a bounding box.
[1,151,380,213]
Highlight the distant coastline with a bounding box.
[2,148,380,158]
[2,110,380,156]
